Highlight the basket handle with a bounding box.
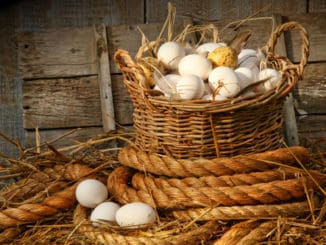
[114,49,150,89]
[267,21,309,76]
[114,49,162,112]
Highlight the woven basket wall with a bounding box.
[114,22,309,159]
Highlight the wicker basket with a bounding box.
[114,22,309,159]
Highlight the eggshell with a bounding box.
[154,74,181,97]
[115,202,156,227]
[251,66,260,81]
[164,73,182,85]
[259,68,281,91]
[176,74,205,100]
[235,67,254,90]
[196,42,226,57]
[75,179,108,208]
[178,54,212,80]
[90,202,120,226]
[157,41,185,70]
[201,94,227,101]
[208,67,240,98]
[207,46,238,69]
[238,49,257,64]
[238,56,258,69]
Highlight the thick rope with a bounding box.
[108,166,313,209]
[172,200,313,221]
[0,227,21,244]
[118,146,310,177]
[74,204,219,245]
[213,219,275,245]
[131,169,296,189]
[0,185,76,228]
[0,164,93,229]
[1,163,93,205]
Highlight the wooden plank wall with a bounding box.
[1,0,325,156]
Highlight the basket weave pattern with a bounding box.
[114,21,309,159]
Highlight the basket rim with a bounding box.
[114,21,309,114]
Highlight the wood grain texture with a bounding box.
[95,24,116,131]
[297,115,326,152]
[283,13,326,63]
[145,0,307,22]
[308,0,326,13]
[22,76,102,129]
[17,27,97,79]
[294,63,326,114]
[111,74,134,125]
[16,0,144,28]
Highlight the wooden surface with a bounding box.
[111,75,134,125]
[95,24,116,131]
[309,0,326,13]
[17,27,97,79]
[283,13,326,63]
[15,0,143,28]
[146,0,306,22]
[22,76,102,129]
[295,63,326,114]
[297,115,326,152]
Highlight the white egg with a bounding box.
[201,94,227,101]
[157,41,185,70]
[75,179,108,208]
[176,74,205,100]
[251,66,260,81]
[208,67,240,98]
[238,56,258,69]
[163,74,181,86]
[259,68,281,91]
[178,54,212,80]
[196,42,227,57]
[90,201,120,226]
[235,67,255,90]
[115,202,156,227]
[154,73,181,97]
[237,49,260,70]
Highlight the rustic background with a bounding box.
[0,0,325,159]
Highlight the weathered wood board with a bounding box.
[283,13,326,63]
[94,24,116,132]
[22,76,102,129]
[14,0,144,28]
[146,0,306,22]
[111,74,134,125]
[309,0,326,13]
[294,63,326,115]
[17,27,97,79]
[297,115,326,151]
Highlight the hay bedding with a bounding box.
[0,129,325,245]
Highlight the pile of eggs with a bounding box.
[75,179,156,227]
[139,41,281,101]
